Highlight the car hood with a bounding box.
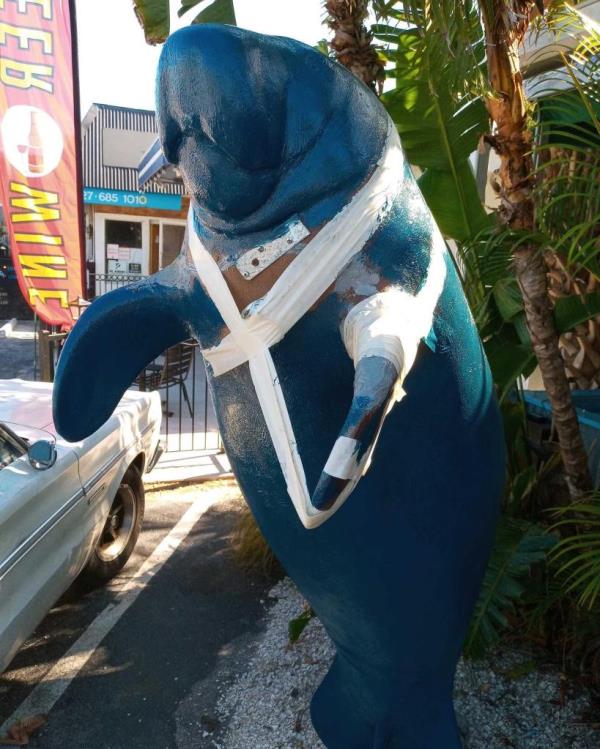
[0,379,55,436]
[0,379,159,445]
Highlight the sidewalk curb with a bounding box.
[144,471,234,489]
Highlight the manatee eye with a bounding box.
[162,120,184,165]
[161,113,198,165]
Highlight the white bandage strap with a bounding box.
[323,436,361,480]
[326,245,448,486]
[189,121,445,529]
[342,233,447,401]
[197,120,404,377]
[343,294,407,375]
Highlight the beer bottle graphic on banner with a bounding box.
[26,110,45,175]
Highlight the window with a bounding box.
[105,219,143,275]
[0,424,26,469]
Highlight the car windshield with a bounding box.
[0,423,27,469]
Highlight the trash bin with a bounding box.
[523,390,600,488]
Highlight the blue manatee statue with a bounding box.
[54,24,505,749]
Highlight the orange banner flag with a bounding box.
[0,0,85,327]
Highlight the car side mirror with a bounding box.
[28,440,57,470]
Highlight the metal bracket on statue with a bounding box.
[236,218,309,280]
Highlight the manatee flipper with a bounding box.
[311,356,398,511]
[53,266,194,442]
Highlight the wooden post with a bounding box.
[38,330,54,382]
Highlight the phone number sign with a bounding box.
[83,188,182,212]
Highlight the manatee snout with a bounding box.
[157,25,287,220]
[156,25,377,234]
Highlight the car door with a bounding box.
[0,425,90,672]
[71,395,158,533]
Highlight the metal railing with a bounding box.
[88,272,146,299]
[137,340,222,454]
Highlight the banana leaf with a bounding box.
[380,26,489,243]
[179,0,236,24]
[132,0,170,44]
[485,337,537,401]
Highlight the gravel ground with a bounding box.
[215,578,599,749]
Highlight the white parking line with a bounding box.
[0,492,218,736]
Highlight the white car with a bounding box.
[0,379,162,672]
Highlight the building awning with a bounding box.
[139,137,183,189]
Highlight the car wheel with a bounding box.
[79,465,145,586]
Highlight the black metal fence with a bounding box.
[88,272,145,298]
[136,339,221,454]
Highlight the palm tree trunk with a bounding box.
[324,0,384,91]
[480,1,592,499]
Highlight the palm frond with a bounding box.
[532,4,600,279]
[552,499,600,608]
[464,517,556,658]
[527,4,600,386]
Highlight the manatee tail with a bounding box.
[53,263,197,442]
[310,655,462,749]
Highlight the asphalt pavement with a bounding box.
[0,324,35,380]
[0,480,278,749]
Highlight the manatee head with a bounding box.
[156,24,389,235]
